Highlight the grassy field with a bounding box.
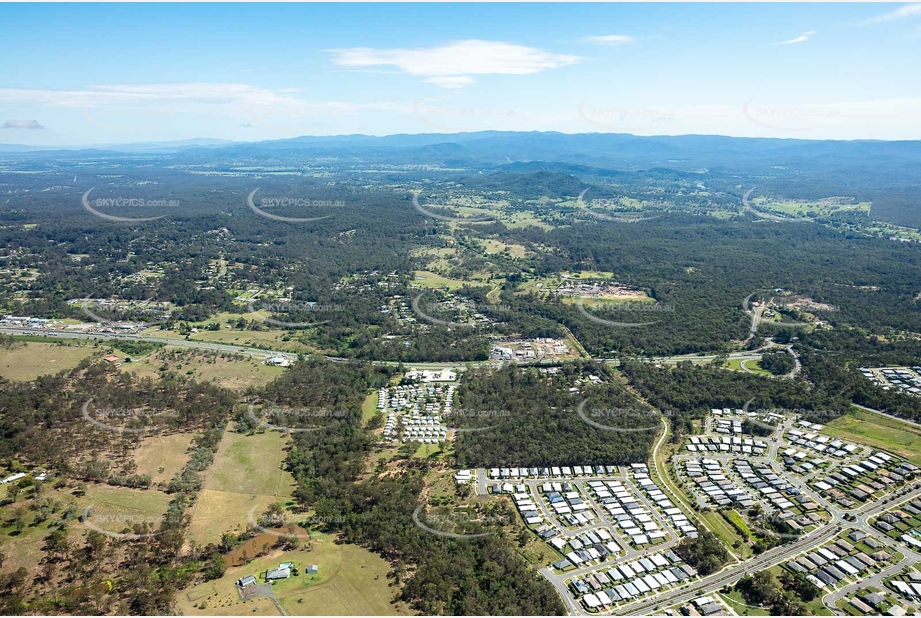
[132,432,195,485]
[205,431,295,497]
[187,431,296,546]
[752,197,871,218]
[722,357,772,376]
[1,481,171,574]
[121,347,284,390]
[361,391,380,424]
[718,591,770,616]
[0,340,98,381]
[502,211,556,230]
[412,270,469,289]
[176,539,410,616]
[140,326,316,354]
[80,484,172,534]
[825,408,921,466]
[700,511,751,559]
[481,239,529,258]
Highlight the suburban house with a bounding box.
[266,566,291,581]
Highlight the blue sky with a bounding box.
[1,3,920,145]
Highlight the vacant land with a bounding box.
[825,408,921,466]
[122,347,283,390]
[0,340,98,381]
[481,239,529,258]
[176,539,409,617]
[752,197,871,219]
[80,484,172,536]
[132,432,195,485]
[0,480,172,574]
[140,326,315,354]
[412,270,468,289]
[186,431,296,546]
[206,431,294,497]
[361,391,379,424]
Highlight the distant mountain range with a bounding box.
[4,131,920,175]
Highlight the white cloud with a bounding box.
[0,83,300,108]
[2,119,45,129]
[582,35,636,46]
[864,3,921,24]
[425,76,476,89]
[328,39,579,88]
[773,30,816,45]
[0,83,405,114]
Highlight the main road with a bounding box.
[612,485,921,616]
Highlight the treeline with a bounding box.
[453,363,657,467]
[735,570,819,615]
[674,529,730,576]
[260,360,566,615]
[0,364,236,614]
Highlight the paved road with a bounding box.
[612,485,921,616]
[0,326,478,369]
[821,489,921,613]
[852,402,921,431]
